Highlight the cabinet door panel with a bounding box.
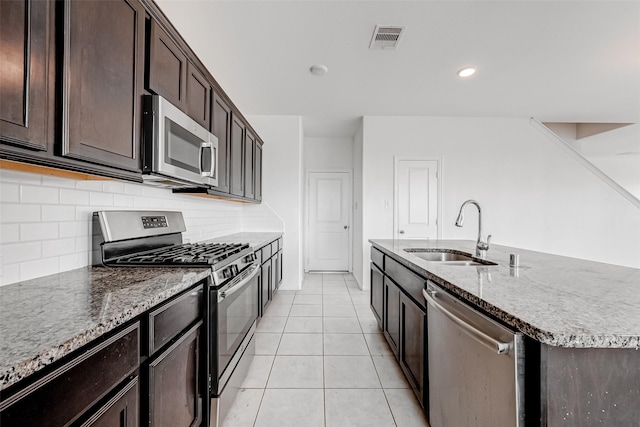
[62,0,143,171]
[212,92,231,193]
[186,63,210,129]
[254,142,262,201]
[148,321,202,427]
[147,20,186,109]
[400,293,426,406]
[0,0,49,150]
[78,377,139,427]
[370,263,383,328]
[261,262,271,314]
[229,115,244,197]
[243,130,255,199]
[384,277,400,357]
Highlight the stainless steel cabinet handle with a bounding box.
[218,264,260,303]
[422,288,512,354]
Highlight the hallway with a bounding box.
[222,273,429,427]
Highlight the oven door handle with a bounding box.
[218,263,260,302]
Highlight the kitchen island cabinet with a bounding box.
[370,239,640,426]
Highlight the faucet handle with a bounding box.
[486,234,492,246]
[478,234,492,251]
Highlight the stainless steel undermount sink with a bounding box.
[404,248,498,266]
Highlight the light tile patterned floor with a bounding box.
[221,273,430,427]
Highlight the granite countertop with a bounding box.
[0,232,283,392]
[370,239,640,349]
[0,266,211,391]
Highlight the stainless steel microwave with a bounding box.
[142,95,218,188]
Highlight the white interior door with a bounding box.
[307,172,351,271]
[396,160,439,239]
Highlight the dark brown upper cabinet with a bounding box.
[254,140,263,201]
[229,115,245,197]
[243,130,255,199]
[61,0,144,172]
[147,19,187,110]
[211,91,231,193]
[0,0,51,151]
[186,63,211,130]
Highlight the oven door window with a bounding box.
[217,274,258,377]
[164,117,208,175]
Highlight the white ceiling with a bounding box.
[156,0,640,138]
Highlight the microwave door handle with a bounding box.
[200,142,213,177]
[209,144,217,179]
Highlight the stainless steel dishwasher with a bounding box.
[423,281,525,427]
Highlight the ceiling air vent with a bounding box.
[369,25,405,49]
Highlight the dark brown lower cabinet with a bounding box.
[0,323,140,427]
[77,377,139,427]
[384,277,400,357]
[146,321,203,427]
[399,293,427,407]
[276,250,283,289]
[370,263,384,327]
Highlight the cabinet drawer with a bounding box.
[261,244,272,261]
[371,247,384,270]
[271,241,278,254]
[147,285,203,355]
[385,256,426,309]
[0,323,140,427]
[254,250,262,265]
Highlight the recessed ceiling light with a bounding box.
[457,67,476,78]
[309,64,328,76]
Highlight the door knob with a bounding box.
[399,230,405,234]
[344,225,348,229]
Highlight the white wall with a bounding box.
[304,137,353,170]
[0,168,245,286]
[360,116,640,289]
[247,115,305,290]
[352,121,364,288]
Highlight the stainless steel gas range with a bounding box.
[92,210,258,427]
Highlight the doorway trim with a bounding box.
[393,157,442,240]
[305,169,353,272]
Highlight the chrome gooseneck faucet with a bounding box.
[455,199,491,258]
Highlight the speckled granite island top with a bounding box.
[370,239,640,349]
[0,266,211,391]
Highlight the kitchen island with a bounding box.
[370,239,640,426]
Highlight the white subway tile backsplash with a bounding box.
[42,175,76,188]
[60,221,88,238]
[42,205,76,222]
[20,185,59,204]
[20,257,59,281]
[59,252,88,271]
[1,203,40,223]
[0,168,282,286]
[89,192,114,206]
[1,183,20,202]
[0,264,20,286]
[0,224,19,243]
[113,194,135,207]
[60,189,90,205]
[1,242,42,264]
[102,181,126,193]
[43,237,77,257]
[20,223,59,241]
[76,180,106,191]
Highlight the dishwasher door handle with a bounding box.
[423,288,512,354]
